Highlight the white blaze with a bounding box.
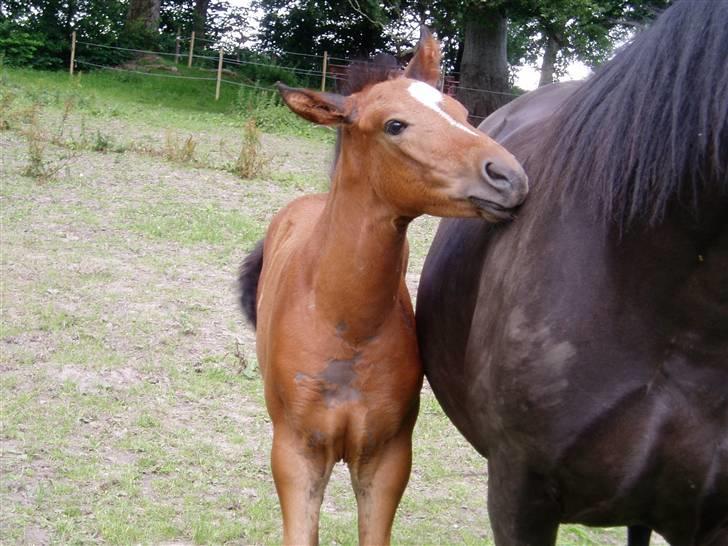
[407,81,479,137]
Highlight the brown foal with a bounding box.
[240,30,528,545]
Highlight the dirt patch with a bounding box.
[55,366,143,394]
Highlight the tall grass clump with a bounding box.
[20,102,76,181]
[0,89,17,130]
[230,119,268,179]
[163,132,197,163]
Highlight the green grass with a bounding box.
[269,170,329,193]
[0,64,333,139]
[125,202,264,250]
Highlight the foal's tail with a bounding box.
[238,239,264,328]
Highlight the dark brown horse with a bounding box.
[238,30,527,545]
[416,2,728,545]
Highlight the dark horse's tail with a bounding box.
[238,239,264,328]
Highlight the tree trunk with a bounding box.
[454,40,464,75]
[64,0,78,33]
[127,0,160,31]
[456,4,511,124]
[194,0,211,41]
[539,33,560,87]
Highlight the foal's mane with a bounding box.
[339,53,401,96]
[330,54,401,173]
[533,0,728,227]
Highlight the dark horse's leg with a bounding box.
[628,525,652,546]
[487,455,560,546]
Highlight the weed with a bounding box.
[163,131,197,163]
[233,340,260,380]
[20,105,49,178]
[19,102,77,181]
[0,88,16,129]
[56,96,76,139]
[92,130,113,152]
[230,118,268,179]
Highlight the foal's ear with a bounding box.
[276,83,349,126]
[403,27,441,87]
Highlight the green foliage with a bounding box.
[234,51,301,87]
[506,0,673,78]
[0,22,44,66]
[258,0,396,64]
[0,0,670,98]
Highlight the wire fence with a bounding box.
[70,36,520,122]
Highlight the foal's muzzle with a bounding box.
[481,160,529,207]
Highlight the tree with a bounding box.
[193,0,210,38]
[127,0,161,31]
[399,0,512,120]
[456,3,511,121]
[401,0,670,119]
[508,0,673,87]
[257,0,396,62]
[0,0,137,67]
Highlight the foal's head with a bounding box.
[278,29,528,222]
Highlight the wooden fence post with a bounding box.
[187,31,195,68]
[69,31,76,76]
[320,51,328,92]
[215,49,223,101]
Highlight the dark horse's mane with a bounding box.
[532,0,728,228]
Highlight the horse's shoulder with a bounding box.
[274,193,328,222]
[260,193,328,285]
[479,81,582,143]
[266,194,327,243]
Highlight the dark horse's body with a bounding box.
[416,2,728,545]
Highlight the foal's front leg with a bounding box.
[349,429,414,546]
[271,424,335,546]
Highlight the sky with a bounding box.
[515,62,591,90]
[226,0,592,91]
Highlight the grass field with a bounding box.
[1,66,641,545]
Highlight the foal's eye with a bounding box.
[384,120,408,136]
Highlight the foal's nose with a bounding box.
[482,159,529,202]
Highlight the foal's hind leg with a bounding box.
[349,430,413,546]
[271,424,335,546]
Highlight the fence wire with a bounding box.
[74,40,519,101]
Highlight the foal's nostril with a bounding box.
[483,161,513,190]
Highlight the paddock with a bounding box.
[0,70,656,545]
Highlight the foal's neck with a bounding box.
[310,167,411,344]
